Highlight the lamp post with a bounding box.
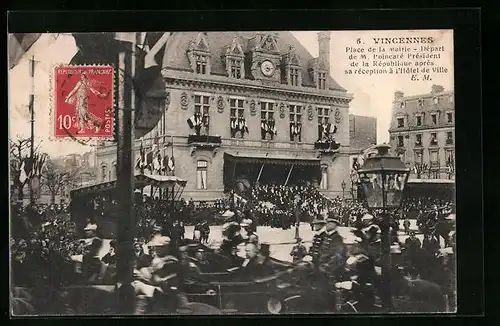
[341,180,346,200]
[357,143,410,311]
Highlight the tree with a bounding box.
[41,159,81,204]
[9,137,44,201]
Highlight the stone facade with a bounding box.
[96,31,354,200]
[388,85,455,179]
[349,114,377,153]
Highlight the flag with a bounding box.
[19,160,27,184]
[243,120,249,134]
[145,144,157,169]
[162,155,169,173]
[328,124,337,134]
[8,33,42,69]
[187,115,199,129]
[261,120,268,132]
[153,153,162,172]
[414,165,418,174]
[38,154,47,176]
[230,118,237,131]
[168,156,175,172]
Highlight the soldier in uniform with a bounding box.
[308,218,327,264]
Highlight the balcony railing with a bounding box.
[314,141,340,152]
[429,140,438,146]
[446,139,454,145]
[414,142,423,147]
[187,135,222,148]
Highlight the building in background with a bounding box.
[96,31,353,200]
[388,85,455,180]
[349,114,376,153]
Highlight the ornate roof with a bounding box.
[161,31,346,92]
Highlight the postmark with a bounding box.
[53,65,114,139]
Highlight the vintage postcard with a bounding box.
[9,30,455,315]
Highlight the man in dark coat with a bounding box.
[404,231,422,276]
[308,218,327,264]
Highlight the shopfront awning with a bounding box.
[70,173,187,198]
[224,152,320,166]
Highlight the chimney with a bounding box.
[394,91,404,101]
[431,84,444,94]
[317,31,331,72]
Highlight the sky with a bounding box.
[9,30,453,156]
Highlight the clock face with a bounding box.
[260,60,275,77]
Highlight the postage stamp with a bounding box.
[53,65,114,138]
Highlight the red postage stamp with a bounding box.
[53,65,114,138]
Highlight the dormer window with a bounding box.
[318,72,327,89]
[223,36,245,79]
[433,97,439,105]
[400,101,405,109]
[187,33,212,75]
[196,54,208,74]
[418,99,423,106]
[229,58,242,79]
[431,113,438,125]
[290,68,299,86]
[397,117,404,128]
[416,115,422,126]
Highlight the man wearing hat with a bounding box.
[308,218,327,263]
[318,213,347,280]
[290,237,307,264]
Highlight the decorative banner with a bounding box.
[250,99,257,116]
[279,103,285,119]
[307,105,313,121]
[180,92,189,110]
[217,96,225,113]
[335,108,342,124]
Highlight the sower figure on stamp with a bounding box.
[64,72,110,134]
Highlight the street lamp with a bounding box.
[357,143,410,311]
[341,180,346,199]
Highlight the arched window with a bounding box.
[197,160,208,190]
[320,165,328,190]
[101,164,107,182]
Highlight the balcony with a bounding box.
[430,161,440,168]
[314,141,340,153]
[445,139,454,146]
[414,141,423,148]
[187,135,222,153]
[429,140,438,147]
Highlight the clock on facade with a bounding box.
[260,60,275,77]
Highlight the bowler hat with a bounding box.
[296,237,303,243]
[311,218,326,225]
[326,217,341,224]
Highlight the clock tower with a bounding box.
[248,33,281,84]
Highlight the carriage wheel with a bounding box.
[266,297,283,314]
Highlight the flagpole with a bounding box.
[29,55,35,207]
[171,135,174,176]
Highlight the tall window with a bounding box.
[397,117,404,128]
[195,94,211,135]
[416,115,422,126]
[113,162,117,179]
[290,68,299,86]
[431,113,438,125]
[317,107,330,140]
[289,104,303,142]
[318,72,327,89]
[430,150,439,164]
[261,102,274,140]
[430,132,438,146]
[445,149,454,165]
[101,165,107,182]
[230,98,245,138]
[446,131,454,145]
[229,59,242,79]
[320,165,328,190]
[415,134,422,146]
[447,112,453,124]
[397,136,404,147]
[195,54,208,74]
[414,150,423,164]
[196,160,208,190]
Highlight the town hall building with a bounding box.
[95,31,354,201]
